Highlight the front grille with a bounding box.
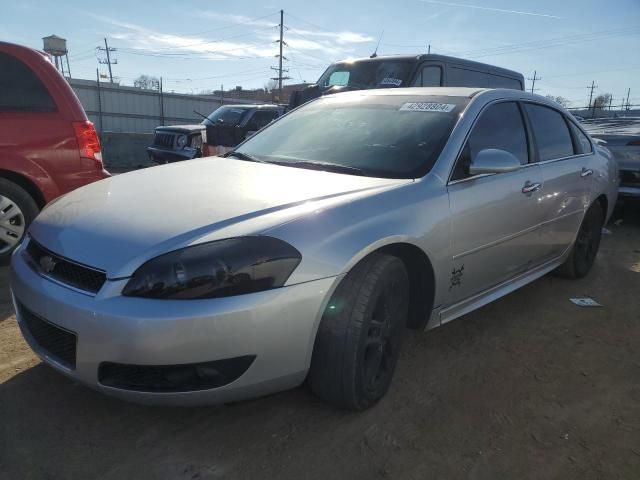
[154,132,174,148]
[26,239,106,294]
[620,170,640,188]
[18,302,77,369]
[98,356,256,392]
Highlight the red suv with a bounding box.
[0,42,109,261]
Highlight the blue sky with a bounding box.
[3,0,639,107]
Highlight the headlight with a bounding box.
[122,237,301,300]
[176,134,188,148]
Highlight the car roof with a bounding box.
[0,41,50,62]
[221,104,282,109]
[323,87,487,99]
[321,87,570,110]
[332,54,523,79]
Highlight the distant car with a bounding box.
[12,88,617,410]
[582,117,640,198]
[147,104,286,163]
[289,54,524,108]
[0,41,109,261]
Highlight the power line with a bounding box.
[527,70,541,93]
[453,25,640,58]
[285,12,336,35]
[119,24,278,53]
[97,38,116,83]
[173,12,279,38]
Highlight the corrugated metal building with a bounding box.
[69,79,264,134]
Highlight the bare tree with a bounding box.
[133,74,160,90]
[544,95,571,108]
[593,93,612,110]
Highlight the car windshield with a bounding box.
[234,94,468,179]
[203,106,250,126]
[316,60,414,90]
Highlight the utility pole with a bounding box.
[95,69,103,135]
[527,70,541,93]
[271,10,290,103]
[428,44,431,54]
[625,88,631,110]
[97,39,117,83]
[278,10,284,96]
[158,77,164,126]
[220,84,224,105]
[587,80,597,110]
[104,38,114,83]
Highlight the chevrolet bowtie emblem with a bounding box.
[39,255,57,273]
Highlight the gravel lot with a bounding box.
[1,204,639,480]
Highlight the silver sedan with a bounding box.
[11,88,618,410]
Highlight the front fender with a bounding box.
[266,177,452,309]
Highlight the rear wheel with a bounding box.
[308,253,409,410]
[555,201,604,279]
[0,179,39,263]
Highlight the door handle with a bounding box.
[581,168,594,177]
[522,182,542,194]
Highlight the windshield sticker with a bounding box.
[399,102,456,113]
[380,77,403,86]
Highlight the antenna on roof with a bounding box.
[370,30,384,58]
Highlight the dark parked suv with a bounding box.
[0,42,110,260]
[147,104,286,163]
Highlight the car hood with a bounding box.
[29,157,408,278]
[155,124,205,133]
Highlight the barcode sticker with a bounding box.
[380,77,403,86]
[399,102,456,112]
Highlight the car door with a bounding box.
[447,101,545,304]
[523,103,593,259]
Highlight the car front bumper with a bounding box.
[10,245,338,406]
[146,146,200,164]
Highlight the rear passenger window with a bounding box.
[412,65,442,87]
[0,52,56,112]
[524,104,574,161]
[490,75,523,90]
[451,102,528,180]
[248,110,279,130]
[568,121,593,154]
[447,67,488,88]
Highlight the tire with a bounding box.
[555,201,604,279]
[0,179,39,264]
[308,253,410,410]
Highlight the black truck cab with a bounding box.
[290,54,524,108]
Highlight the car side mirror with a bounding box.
[469,148,521,175]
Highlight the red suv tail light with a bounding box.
[72,121,103,166]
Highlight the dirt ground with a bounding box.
[1,204,639,480]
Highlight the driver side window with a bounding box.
[451,101,529,181]
[326,71,350,87]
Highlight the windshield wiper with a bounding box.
[273,160,367,176]
[224,151,267,164]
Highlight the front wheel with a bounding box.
[555,201,604,279]
[0,179,39,263]
[308,253,409,410]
